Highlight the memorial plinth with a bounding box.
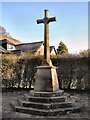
[34,65,59,92]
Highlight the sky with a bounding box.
[1,2,88,53]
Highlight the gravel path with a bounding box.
[1,90,90,120]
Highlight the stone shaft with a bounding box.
[37,9,56,65]
[44,10,50,64]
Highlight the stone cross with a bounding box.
[37,9,56,65]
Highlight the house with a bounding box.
[50,46,57,56]
[0,35,22,51]
[10,50,24,56]
[0,35,56,56]
[0,45,9,54]
[15,41,44,55]
[15,42,56,56]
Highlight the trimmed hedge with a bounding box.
[52,57,89,91]
[1,54,89,91]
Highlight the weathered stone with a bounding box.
[17,99,73,109]
[10,90,82,116]
[11,100,82,116]
[10,9,83,117]
[34,9,59,92]
[25,90,64,98]
[37,9,56,64]
[34,65,59,92]
[24,95,66,103]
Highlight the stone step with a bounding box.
[17,98,73,109]
[10,101,81,116]
[24,94,66,103]
[29,90,64,97]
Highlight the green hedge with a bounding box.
[1,54,89,91]
[52,57,89,90]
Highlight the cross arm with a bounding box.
[37,19,44,24]
[48,17,56,23]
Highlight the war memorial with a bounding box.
[11,9,82,117]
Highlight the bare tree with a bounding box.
[0,25,11,37]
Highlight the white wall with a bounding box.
[7,43,16,51]
[50,49,56,55]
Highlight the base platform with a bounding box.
[10,90,83,116]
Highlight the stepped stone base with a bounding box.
[10,90,82,116]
